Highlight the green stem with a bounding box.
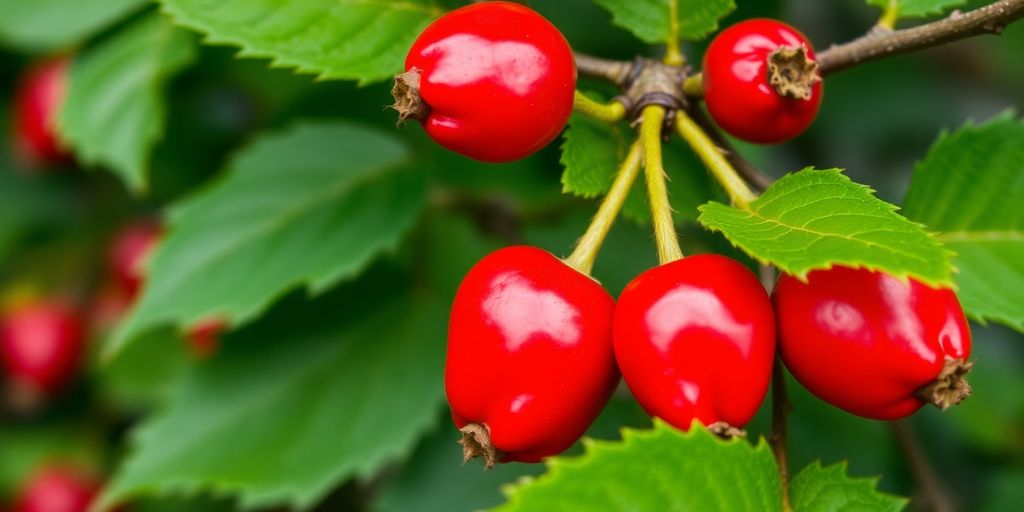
[640,106,684,264]
[564,141,644,275]
[573,91,627,123]
[664,0,685,66]
[675,110,758,209]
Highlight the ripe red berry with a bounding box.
[702,19,822,144]
[0,298,84,403]
[446,246,617,467]
[613,254,776,434]
[11,56,70,168]
[397,2,576,162]
[773,266,972,420]
[13,465,99,512]
[107,221,161,301]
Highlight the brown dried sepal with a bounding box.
[459,423,504,470]
[707,421,747,439]
[916,358,973,410]
[391,68,429,124]
[767,45,821,100]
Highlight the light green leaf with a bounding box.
[698,168,953,286]
[58,14,196,193]
[791,462,907,511]
[104,122,427,360]
[866,0,966,19]
[903,113,1024,332]
[0,0,146,52]
[493,422,782,511]
[97,292,447,511]
[593,0,735,43]
[158,0,442,84]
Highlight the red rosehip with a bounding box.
[702,19,822,144]
[107,221,161,300]
[613,254,776,434]
[13,465,99,512]
[397,1,576,162]
[11,56,71,168]
[446,246,617,467]
[773,266,972,420]
[0,298,84,403]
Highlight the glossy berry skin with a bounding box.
[108,221,161,300]
[404,2,576,162]
[773,266,971,420]
[11,57,70,167]
[446,246,617,463]
[613,254,776,431]
[0,299,84,398]
[13,465,99,512]
[703,19,822,144]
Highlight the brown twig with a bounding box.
[759,265,792,511]
[891,420,958,512]
[818,0,1024,74]
[574,51,634,85]
[688,106,774,192]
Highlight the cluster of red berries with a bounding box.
[401,3,973,467]
[398,3,822,165]
[446,247,971,467]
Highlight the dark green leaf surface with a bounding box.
[0,0,146,51]
[494,423,782,511]
[593,0,735,43]
[903,113,1024,331]
[790,462,907,511]
[105,122,426,360]
[699,169,953,286]
[58,14,196,193]
[97,293,447,511]
[157,0,441,84]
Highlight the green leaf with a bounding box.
[790,462,907,511]
[866,0,966,19]
[593,0,735,44]
[97,291,447,511]
[903,113,1024,331]
[698,168,953,286]
[0,0,146,52]
[58,14,196,194]
[158,0,442,84]
[493,422,782,511]
[104,122,426,360]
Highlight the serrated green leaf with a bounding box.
[493,422,782,511]
[866,0,966,19]
[903,113,1024,332]
[104,122,427,360]
[158,0,441,84]
[58,14,196,193]
[698,168,953,286]
[593,0,735,44]
[0,0,146,52]
[790,462,907,511]
[97,291,447,511]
